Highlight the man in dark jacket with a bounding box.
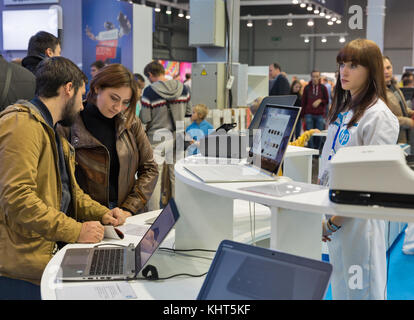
[21,31,61,74]
[0,55,36,111]
[269,62,290,96]
[301,70,329,149]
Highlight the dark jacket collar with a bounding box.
[70,107,128,149]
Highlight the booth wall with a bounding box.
[0,0,83,68]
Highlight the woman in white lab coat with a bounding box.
[319,39,399,300]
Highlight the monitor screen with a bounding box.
[250,104,300,174]
[248,95,297,132]
[136,199,179,273]
[2,9,58,50]
[198,241,332,300]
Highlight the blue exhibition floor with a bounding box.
[324,231,414,300]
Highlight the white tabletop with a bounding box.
[175,157,414,223]
[41,201,273,300]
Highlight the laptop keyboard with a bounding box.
[89,248,124,276]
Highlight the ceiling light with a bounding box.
[321,36,327,43]
[154,3,161,12]
[332,16,337,22]
[339,36,346,43]
[314,7,320,14]
[178,9,184,17]
[336,19,342,24]
[325,13,331,19]
[327,20,334,25]
[292,0,299,4]
[267,19,273,26]
[304,36,310,43]
[300,2,307,8]
[185,13,190,19]
[247,19,253,27]
[320,10,325,17]
[286,19,293,27]
[307,4,313,11]
[166,6,172,15]
[307,19,314,27]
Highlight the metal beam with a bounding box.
[241,0,295,5]
[139,0,189,10]
[240,14,327,20]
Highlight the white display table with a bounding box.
[174,146,414,260]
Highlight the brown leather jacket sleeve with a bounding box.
[120,117,158,214]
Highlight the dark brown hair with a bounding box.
[86,63,138,129]
[328,39,388,128]
[36,56,87,98]
[143,61,165,79]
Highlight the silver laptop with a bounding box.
[58,199,180,281]
[197,240,332,300]
[184,104,301,183]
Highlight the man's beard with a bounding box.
[59,94,79,127]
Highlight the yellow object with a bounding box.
[278,129,321,176]
[289,129,321,147]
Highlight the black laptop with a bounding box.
[197,240,332,300]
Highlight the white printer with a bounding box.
[329,145,414,208]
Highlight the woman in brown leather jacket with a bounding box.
[58,64,158,216]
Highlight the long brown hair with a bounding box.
[328,39,388,128]
[86,63,138,129]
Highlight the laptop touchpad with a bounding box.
[63,248,91,266]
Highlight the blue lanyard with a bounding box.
[328,112,348,161]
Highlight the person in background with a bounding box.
[90,60,105,79]
[58,64,158,216]
[290,80,303,140]
[269,62,290,96]
[248,96,264,116]
[0,57,126,299]
[319,39,398,300]
[0,54,36,111]
[383,56,414,144]
[401,71,414,88]
[301,70,329,149]
[22,31,61,74]
[184,73,192,92]
[321,76,333,110]
[185,104,214,155]
[140,61,192,211]
[134,73,146,116]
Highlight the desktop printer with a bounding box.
[329,145,414,208]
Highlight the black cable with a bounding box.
[135,272,208,281]
[159,247,216,253]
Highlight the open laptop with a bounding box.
[197,240,332,300]
[184,104,301,183]
[248,95,297,133]
[58,199,180,281]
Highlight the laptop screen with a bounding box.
[197,240,332,300]
[135,199,180,275]
[248,95,297,132]
[250,104,300,175]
